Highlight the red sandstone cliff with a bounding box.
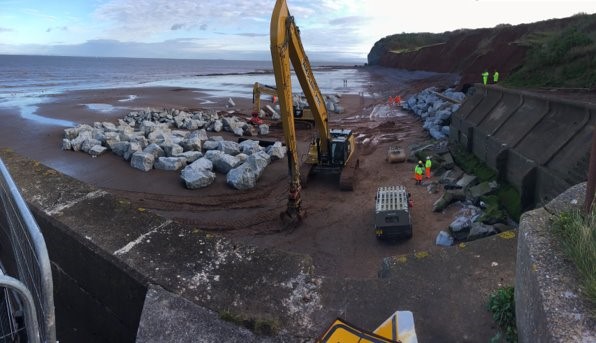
[368,14,595,88]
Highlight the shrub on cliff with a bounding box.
[506,15,596,88]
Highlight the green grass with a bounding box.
[552,208,596,317]
[375,32,450,53]
[487,286,518,343]
[219,310,280,335]
[506,15,596,88]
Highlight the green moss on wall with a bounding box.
[450,144,522,221]
[219,310,280,336]
[450,145,496,182]
[497,185,521,221]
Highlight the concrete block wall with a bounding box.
[450,85,596,210]
[33,209,148,343]
[516,182,595,342]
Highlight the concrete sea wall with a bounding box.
[516,182,595,342]
[449,85,595,211]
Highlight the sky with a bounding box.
[0,0,595,62]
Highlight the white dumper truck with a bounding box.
[374,185,413,240]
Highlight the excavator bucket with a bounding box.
[279,181,305,229]
[279,207,305,229]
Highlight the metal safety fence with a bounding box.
[0,158,56,343]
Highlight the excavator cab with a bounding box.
[304,130,352,168]
[329,129,353,167]
[303,129,357,190]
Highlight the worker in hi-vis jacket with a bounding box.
[414,161,424,185]
[425,156,432,179]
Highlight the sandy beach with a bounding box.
[1,87,255,193]
[0,66,467,276]
[0,67,457,196]
[0,68,461,273]
[0,69,515,341]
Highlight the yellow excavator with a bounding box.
[270,0,359,225]
[251,82,315,126]
[270,4,417,341]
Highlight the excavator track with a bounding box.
[339,157,359,191]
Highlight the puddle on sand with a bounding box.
[369,104,409,119]
[21,105,76,127]
[118,95,137,102]
[85,103,117,112]
[196,97,216,105]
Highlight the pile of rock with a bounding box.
[121,108,269,137]
[61,108,286,190]
[180,139,286,190]
[407,142,515,246]
[432,164,516,246]
[403,87,517,245]
[402,87,466,140]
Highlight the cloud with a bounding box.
[1,0,371,61]
[0,37,361,62]
[329,16,370,26]
[23,8,57,21]
[46,26,68,33]
[0,27,13,33]
[32,38,269,60]
[93,0,272,40]
[236,33,268,37]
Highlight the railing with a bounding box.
[0,158,56,343]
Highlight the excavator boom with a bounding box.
[270,0,303,225]
[271,0,330,149]
[270,0,357,226]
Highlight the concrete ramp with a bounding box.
[450,85,595,210]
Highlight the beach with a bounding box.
[0,60,458,197]
[1,85,362,194]
[0,59,514,341]
[0,54,472,276]
[0,64,463,276]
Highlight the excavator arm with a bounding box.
[271,0,330,147]
[252,82,278,115]
[271,0,355,225]
[270,0,318,224]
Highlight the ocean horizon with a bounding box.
[0,54,375,126]
[0,54,366,99]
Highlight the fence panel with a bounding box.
[0,159,56,343]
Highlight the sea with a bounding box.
[0,54,376,126]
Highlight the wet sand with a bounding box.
[0,68,459,195]
[0,86,371,196]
